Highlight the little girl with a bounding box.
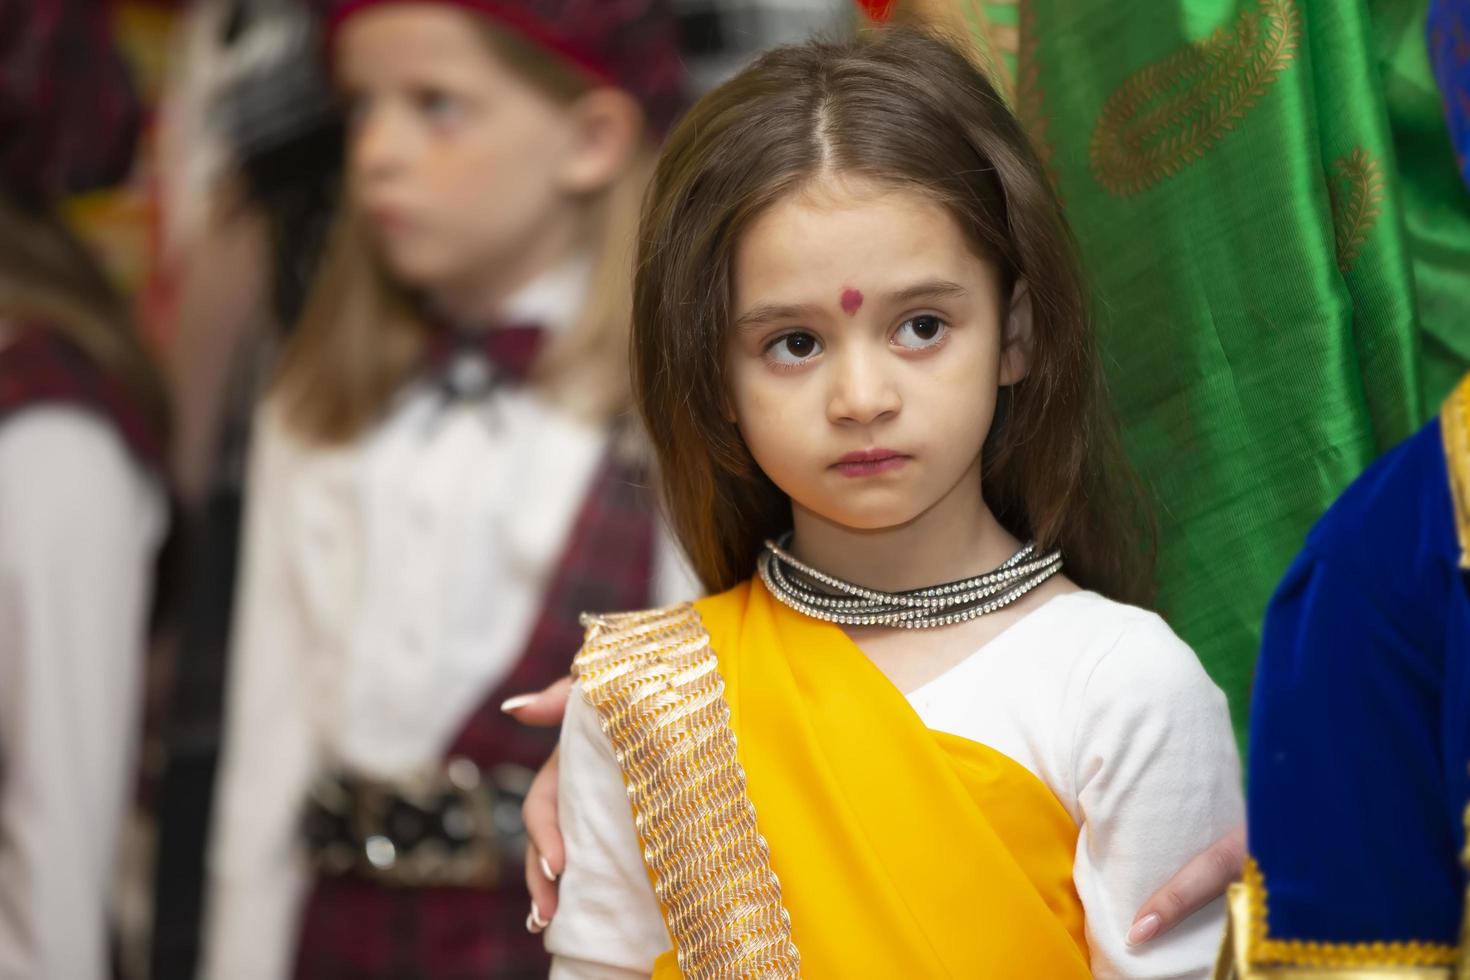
[202,2,690,977]
[546,27,1242,979]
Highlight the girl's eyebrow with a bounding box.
[889,279,968,304]
[732,302,821,333]
[731,280,968,333]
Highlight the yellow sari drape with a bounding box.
[577,579,1091,978]
[666,580,1090,977]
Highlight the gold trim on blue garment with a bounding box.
[1215,853,1462,977]
[1441,373,1470,570]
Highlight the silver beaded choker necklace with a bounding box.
[758,534,1063,629]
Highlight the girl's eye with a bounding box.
[893,314,948,350]
[765,331,824,366]
[415,88,464,124]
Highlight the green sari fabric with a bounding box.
[933,0,1470,746]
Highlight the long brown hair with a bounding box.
[0,194,171,444]
[633,27,1156,605]
[275,18,655,443]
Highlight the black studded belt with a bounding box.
[302,758,535,887]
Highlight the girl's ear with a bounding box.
[999,278,1034,386]
[556,88,644,195]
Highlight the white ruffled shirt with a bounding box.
[203,263,697,980]
[549,590,1243,980]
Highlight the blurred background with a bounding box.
[0,0,1466,978]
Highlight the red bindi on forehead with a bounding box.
[840,288,863,316]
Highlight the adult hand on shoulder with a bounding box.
[503,677,572,930]
[1127,823,1246,946]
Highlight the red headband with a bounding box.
[323,0,688,134]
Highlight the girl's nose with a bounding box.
[351,105,410,184]
[826,347,901,426]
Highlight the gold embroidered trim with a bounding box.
[573,605,800,979]
[1237,857,1459,969]
[1457,803,1470,977]
[1441,374,1470,569]
[1328,147,1385,274]
[1089,0,1300,197]
[1459,803,1470,978]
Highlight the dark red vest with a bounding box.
[292,441,659,980]
[0,324,163,469]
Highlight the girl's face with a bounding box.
[726,174,1030,534]
[335,5,585,301]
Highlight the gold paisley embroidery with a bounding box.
[1328,146,1385,274]
[1090,0,1301,197]
[1238,857,1459,970]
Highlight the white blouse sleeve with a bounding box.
[202,408,318,980]
[545,683,669,979]
[650,518,701,607]
[1068,612,1243,980]
[0,409,164,980]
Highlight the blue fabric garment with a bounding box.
[1248,416,1470,947]
[1430,0,1470,190]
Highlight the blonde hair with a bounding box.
[0,194,171,444]
[275,19,654,443]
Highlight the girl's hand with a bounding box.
[1127,823,1246,946]
[504,677,572,928]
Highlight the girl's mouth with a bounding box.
[833,449,910,477]
[364,206,415,236]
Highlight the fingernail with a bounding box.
[1126,912,1160,947]
[501,694,536,713]
[526,902,549,934]
[539,855,558,882]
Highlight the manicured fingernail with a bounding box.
[540,855,558,882]
[526,902,549,933]
[1126,912,1160,947]
[501,694,535,713]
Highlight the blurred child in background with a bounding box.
[0,1,170,975]
[202,1,690,976]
